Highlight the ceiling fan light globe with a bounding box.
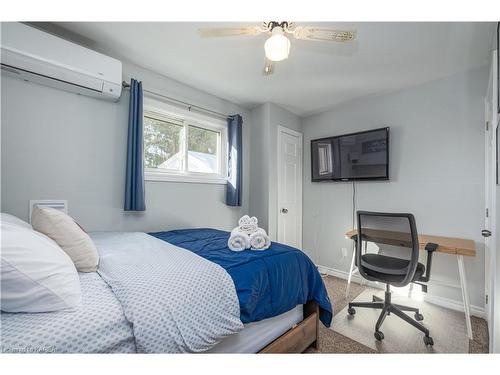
[264,29,290,62]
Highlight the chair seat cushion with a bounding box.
[361,254,425,283]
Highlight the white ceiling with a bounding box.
[53,22,495,116]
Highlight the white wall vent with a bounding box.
[29,200,68,223]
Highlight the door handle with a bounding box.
[281,208,288,214]
[481,229,492,238]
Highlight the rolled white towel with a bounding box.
[228,228,250,252]
[249,228,271,251]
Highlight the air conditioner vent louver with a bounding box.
[1,65,20,74]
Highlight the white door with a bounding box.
[484,50,498,352]
[277,126,303,249]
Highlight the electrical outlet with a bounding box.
[341,247,348,258]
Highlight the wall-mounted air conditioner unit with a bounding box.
[1,23,122,101]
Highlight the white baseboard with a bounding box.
[423,294,484,318]
[317,264,485,319]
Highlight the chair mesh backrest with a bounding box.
[356,211,419,284]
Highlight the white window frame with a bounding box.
[143,96,228,185]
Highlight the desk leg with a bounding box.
[359,241,368,286]
[408,282,414,299]
[457,255,473,339]
[345,249,356,298]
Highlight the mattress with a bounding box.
[207,305,304,353]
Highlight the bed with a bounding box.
[1,229,332,353]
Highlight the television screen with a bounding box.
[311,138,339,181]
[311,127,389,182]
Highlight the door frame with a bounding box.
[485,49,499,353]
[277,125,303,249]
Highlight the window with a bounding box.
[187,125,219,174]
[144,115,184,172]
[143,101,227,184]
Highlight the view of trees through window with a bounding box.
[144,114,220,174]
[143,116,183,170]
[188,125,217,155]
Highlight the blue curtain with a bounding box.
[124,79,145,211]
[226,114,243,206]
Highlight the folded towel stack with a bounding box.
[227,215,271,252]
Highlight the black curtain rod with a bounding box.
[122,81,228,120]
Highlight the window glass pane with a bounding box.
[144,115,184,171]
[188,125,219,173]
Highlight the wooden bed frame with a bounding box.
[258,301,319,353]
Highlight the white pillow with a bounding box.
[0,212,32,229]
[1,221,82,312]
[31,207,99,272]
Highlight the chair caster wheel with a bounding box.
[374,331,384,341]
[423,336,434,346]
[348,307,356,315]
[414,313,424,321]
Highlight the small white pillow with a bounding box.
[0,212,32,229]
[31,207,99,272]
[1,221,81,312]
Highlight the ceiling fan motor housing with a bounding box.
[268,21,289,32]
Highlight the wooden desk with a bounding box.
[344,229,477,339]
[344,229,476,257]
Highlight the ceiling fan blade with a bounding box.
[262,59,275,76]
[198,26,266,38]
[292,27,356,42]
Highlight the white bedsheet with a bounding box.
[1,272,135,353]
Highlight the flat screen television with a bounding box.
[311,127,389,182]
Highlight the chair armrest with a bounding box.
[350,233,368,241]
[419,242,438,283]
[425,242,438,253]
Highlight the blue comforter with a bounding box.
[149,228,333,327]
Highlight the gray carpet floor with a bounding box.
[306,276,489,354]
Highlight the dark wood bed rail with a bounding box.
[258,301,319,353]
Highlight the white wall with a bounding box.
[302,66,489,309]
[1,60,251,232]
[249,103,302,238]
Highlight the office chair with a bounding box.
[347,211,437,346]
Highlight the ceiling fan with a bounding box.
[198,21,356,76]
